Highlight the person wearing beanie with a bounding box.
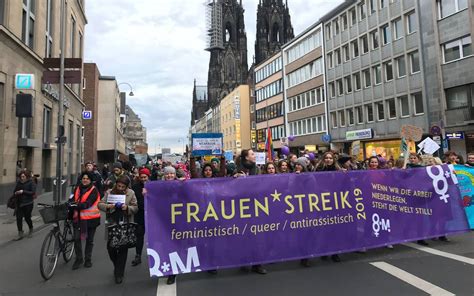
[98,175,138,284]
[295,157,308,173]
[163,166,177,180]
[106,162,129,189]
[71,171,101,271]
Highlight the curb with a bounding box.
[0,222,50,249]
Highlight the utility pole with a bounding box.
[54,0,66,204]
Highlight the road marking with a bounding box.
[370,261,454,296]
[156,277,177,296]
[403,242,474,265]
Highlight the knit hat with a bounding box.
[113,162,122,169]
[296,157,309,168]
[139,168,151,177]
[163,166,176,175]
[338,154,352,165]
[211,157,220,163]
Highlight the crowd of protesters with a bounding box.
[10,149,473,284]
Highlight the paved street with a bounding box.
[0,225,472,296]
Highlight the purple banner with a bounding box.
[145,165,469,277]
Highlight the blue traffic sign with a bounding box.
[15,74,35,90]
[321,134,331,143]
[82,110,92,120]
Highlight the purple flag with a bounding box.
[145,164,469,277]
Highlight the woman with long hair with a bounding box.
[12,170,36,240]
[99,175,138,284]
[277,160,290,173]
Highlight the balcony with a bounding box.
[445,107,474,127]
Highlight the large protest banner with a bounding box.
[145,165,469,277]
[454,165,474,229]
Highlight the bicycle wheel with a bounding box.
[62,221,75,262]
[40,230,59,280]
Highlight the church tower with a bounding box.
[255,0,294,65]
[206,0,249,108]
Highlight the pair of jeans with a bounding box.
[135,224,145,257]
[16,204,33,232]
[107,245,129,277]
[73,224,97,262]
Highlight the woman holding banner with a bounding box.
[263,162,277,175]
[314,151,342,262]
[234,149,267,275]
[98,176,138,284]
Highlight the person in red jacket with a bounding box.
[71,171,101,270]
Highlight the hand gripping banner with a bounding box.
[145,165,469,277]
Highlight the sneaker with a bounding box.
[13,231,24,241]
[300,259,311,267]
[417,240,429,246]
[115,275,123,284]
[84,260,92,268]
[207,269,218,275]
[251,265,267,275]
[331,254,341,263]
[131,255,141,266]
[439,236,449,242]
[167,275,176,285]
[72,258,84,270]
[27,228,33,238]
[386,244,394,249]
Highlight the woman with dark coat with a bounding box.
[234,149,267,275]
[98,175,138,284]
[13,171,37,240]
[71,171,101,270]
[314,151,342,263]
[130,168,150,267]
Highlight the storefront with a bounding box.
[446,131,474,158]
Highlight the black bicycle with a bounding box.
[38,202,75,280]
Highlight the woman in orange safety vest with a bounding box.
[71,171,101,271]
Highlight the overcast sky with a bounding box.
[85,0,343,154]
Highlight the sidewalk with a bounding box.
[0,192,55,247]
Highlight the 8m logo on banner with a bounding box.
[426,165,458,203]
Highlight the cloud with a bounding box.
[85,0,343,154]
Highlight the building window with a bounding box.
[399,95,410,117]
[384,61,393,81]
[369,0,377,14]
[409,51,420,74]
[366,104,374,122]
[341,13,348,31]
[326,23,332,40]
[443,36,472,63]
[327,52,333,68]
[19,118,32,139]
[373,65,382,85]
[339,110,346,127]
[0,0,4,25]
[286,31,321,63]
[0,82,4,122]
[353,72,361,90]
[445,85,470,109]
[345,76,352,93]
[79,32,83,59]
[335,48,341,65]
[348,109,355,125]
[392,18,403,40]
[406,11,417,34]
[376,101,385,121]
[380,0,387,8]
[370,30,379,50]
[351,40,359,58]
[350,8,357,26]
[286,59,322,88]
[356,106,363,124]
[363,69,371,88]
[22,0,36,48]
[337,79,344,96]
[256,57,283,82]
[70,16,76,58]
[331,112,338,128]
[329,82,336,98]
[45,0,53,58]
[343,44,350,62]
[413,93,424,115]
[438,0,468,19]
[361,35,369,54]
[395,55,406,78]
[256,79,282,102]
[381,24,391,45]
[43,107,52,144]
[359,1,367,20]
[387,98,397,119]
[333,19,339,36]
